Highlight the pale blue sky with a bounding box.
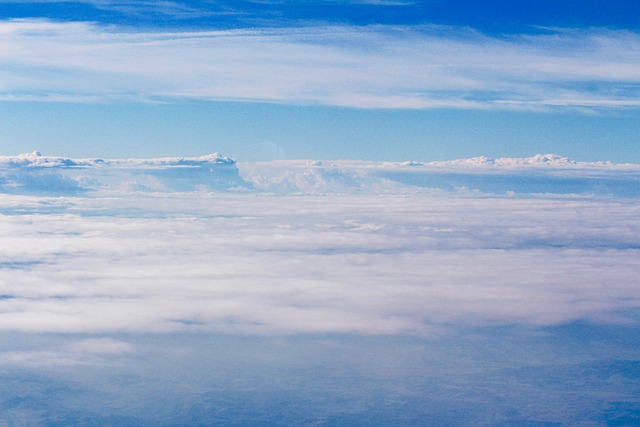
[2,101,639,162]
[1,0,639,162]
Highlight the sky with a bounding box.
[2,4,640,422]
[1,0,640,162]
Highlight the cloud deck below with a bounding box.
[0,154,639,424]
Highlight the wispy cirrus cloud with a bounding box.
[0,0,216,18]
[1,19,640,109]
[87,0,212,18]
[325,0,415,4]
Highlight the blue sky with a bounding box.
[1,0,639,162]
[2,4,640,423]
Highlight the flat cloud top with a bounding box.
[1,152,639,196]
[1,151,236,167]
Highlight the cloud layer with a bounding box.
[2,151,640,196]
[2,19,640,109]
[0,151,246,194]
[1,154,639,424]
[1,182,638,336]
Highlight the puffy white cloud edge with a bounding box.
[1,151,638,196]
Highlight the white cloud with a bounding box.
[240,156,640,196]
[0,152,247,194]
[2,152,639,196]
[0,156,638,338]
[0,177,638,336]
[88,0,209,17]
[0,338,134,368]
[0,0,213,18]
[66,337,135,354]
[1,19,640,109]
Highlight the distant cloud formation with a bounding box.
[0,151,246,194]
[1,19,640,109]
[2,151,639,196]
[0,154,638,338]
[1,152,638,425]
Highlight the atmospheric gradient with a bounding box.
[1,0,640,425]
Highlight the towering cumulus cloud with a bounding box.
[0,151,247,194]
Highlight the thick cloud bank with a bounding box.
[2,152,640,197]
[0,151,246,194]
[242,154,640,197]
[1,153,639,424]
[0,159,638,335]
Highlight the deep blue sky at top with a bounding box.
[1,0,639,162]
[4,0,639,32]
